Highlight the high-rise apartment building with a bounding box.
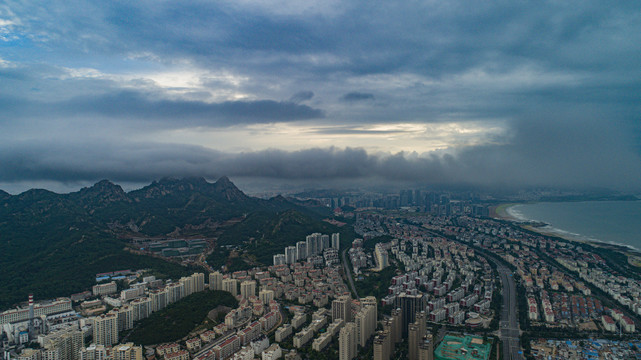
[240,280,256,299]
[166,282,184,304]
[361,296,377,317]
[93,313,118,346]
[112,306,134,331]
[373,331,391,360]
[331,233,340,250]
[296,241,307,261]
[390,308,403,343]
[408,322,421,360]
[130,297,151,321]
[259,289,274,305]
[395,293,425,336]
[332,295,352,323]
[415,311,427,339]
[339,322,357,360]
[209,271,223,291]
[180,276,195,297]
[193,273,205,293]
[418,334,434,360]
[321,235,330,250]
[222,278,238,296]
[285,246,297,264]
[39,328,83,360]
[306,234,317,256]
[355,303,376,346]
[305,233,329,256]
[149,288,168,312]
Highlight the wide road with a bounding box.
[341,247,360,299]
[493,259,523,360]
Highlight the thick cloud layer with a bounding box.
[0,0,640,192]
[1,112,639,192]
[1,91,323,126]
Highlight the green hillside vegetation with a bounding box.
[127,290,238,345]
[0,177,323,309]
[0,188,193,308]
[0,230,196,309]
[212,209,340,265]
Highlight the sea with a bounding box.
[506,200,641,250]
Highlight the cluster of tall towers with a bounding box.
[370,293,434,360]
[274,233,340,265]
[334,293,434,360]
[335,296,377,360]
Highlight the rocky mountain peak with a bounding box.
[76,179,128,204]
[213,176,248,201]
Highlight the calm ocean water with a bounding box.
[506,201,641,250]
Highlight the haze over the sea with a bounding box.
[507,201,641,250]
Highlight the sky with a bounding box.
[1,0,640,194]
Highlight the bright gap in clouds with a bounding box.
[142,121,509,154]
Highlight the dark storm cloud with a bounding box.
[340,92,375,102]
[68,91,324,124]
[2,113,639,191]
[1,0,641,191]
[0,90,324,126]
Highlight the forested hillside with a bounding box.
[0,177,330,308]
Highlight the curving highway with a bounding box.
[341,247,360,299]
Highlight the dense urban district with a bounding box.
[2,178,641,360]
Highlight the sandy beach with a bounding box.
[490,203,521,221]
[492,202,641,258]
[495,203,592,241]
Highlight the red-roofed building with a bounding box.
[214,335,240,360]
[156,344,180,356]
[165,350,189,360]
[602,315,616,332]
[260,312,279,332]
[239,321,262,345]
[186,337,202,351]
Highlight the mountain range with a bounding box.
[0,176,337,309]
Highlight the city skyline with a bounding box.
[1,1,641,193]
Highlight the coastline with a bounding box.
[490,203,521,221]
[492,202,641,256]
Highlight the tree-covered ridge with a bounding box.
[0,177,324,309]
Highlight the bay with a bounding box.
[506,200,641,250]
